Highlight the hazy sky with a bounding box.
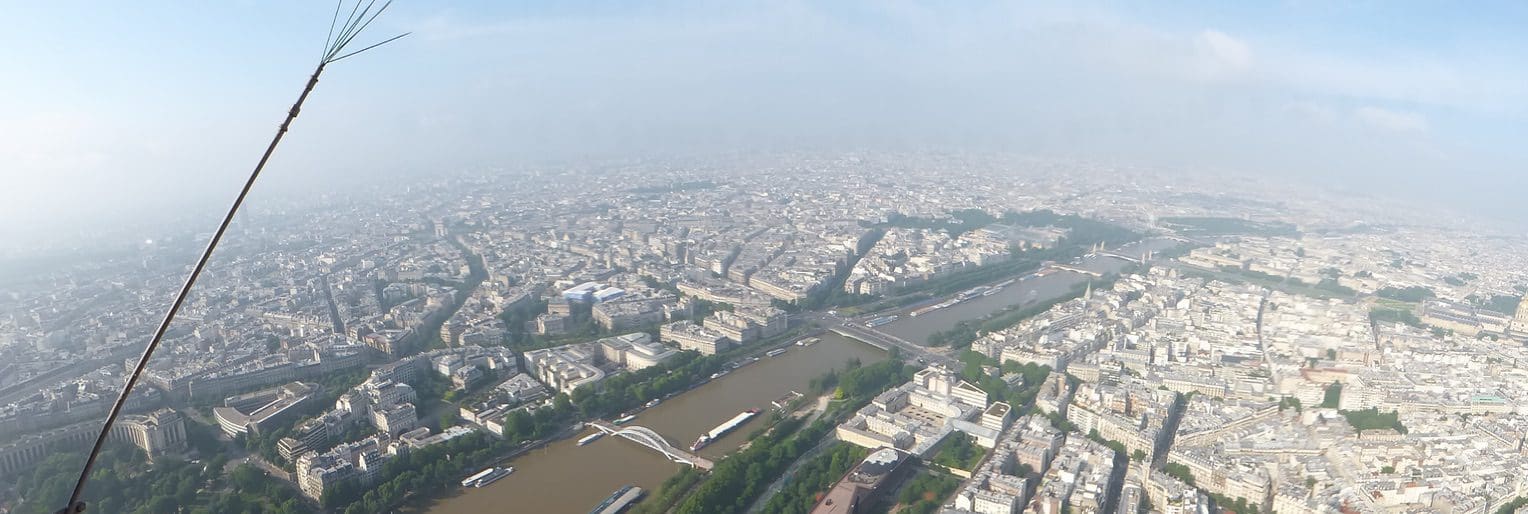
[3,0,1526,244]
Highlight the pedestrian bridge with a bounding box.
[589,420,714,470]
[1097,251,1145,264]
[1048,264,1103,277]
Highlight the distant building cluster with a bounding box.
[8,153,1528,512]
[279,345,516,466]
[843,228,1012,295]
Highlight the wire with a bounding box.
[328,32,411,63]
[56,3,407,512]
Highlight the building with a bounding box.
[295,434,402,500]
[114,409,189,458]
[598,332,680,370]
[737,305,789,338]
[1,408,187,477]
[981,402,1013,432]
[278,411,352,462]
[837,365,988,456]
[429,346,518,391]
[495,372,551,404]
[660,320,730,355]
[150,342,364,402]
[562,282,602,302]
[370,403,419,436]
[811,448,911,514]
[704,311,759,344]
[529,313,569,336]
[398,425,476,449]
[524,344,606,394]
[1512,297,1528,336]
[547,298,574,316]
[212,381,319,437]
[593,298,667,331]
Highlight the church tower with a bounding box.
[1512,297,1528,335]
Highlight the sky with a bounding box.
[3,0,1526,246]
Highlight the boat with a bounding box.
[646,398,661,408]
[994,278,1016,288]
[461,467,513,488]
[909,304,942,317]
[578,432,603,446]
[795,337,819,346]
[691,408,761,452]
[772,391,804,410]
[613,414,637,425]
[866,315,899,328]
[590,485,645,514]
[956,286,989,300]
[982,288,999,296]
[766,348,788,357]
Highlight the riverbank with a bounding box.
[418,333,888,514]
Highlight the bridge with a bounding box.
[830,322,957,369]
[1096,251,1145,264]
[589,420,714,470]
[1048,264,1103,277]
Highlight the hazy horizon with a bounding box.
[4,0,1526,244]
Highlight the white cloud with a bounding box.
[1195,29,1253,73]
[1354,106,1429,132]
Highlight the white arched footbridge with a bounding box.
[589,420,715,470]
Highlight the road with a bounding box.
[1151,394,1188,470]
[744,433,842,514]
[224,454,293,482]
[808,312,958,370]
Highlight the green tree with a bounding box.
[1164,462,1196,486]
[1321,383,1342,408]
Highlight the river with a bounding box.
[876,238,1183,344]
[418,333,887,514]
[420,238,1182,513]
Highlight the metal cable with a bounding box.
[57,4,407,511]
[58,63,326,514]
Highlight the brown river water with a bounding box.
[415,333,886,514]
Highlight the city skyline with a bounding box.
[6,3,1528,514]
[4,155,1528,513]
[4,1,1528,246]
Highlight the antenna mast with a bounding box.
[56,3,407,513]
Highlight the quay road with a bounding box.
[743,433,841,514]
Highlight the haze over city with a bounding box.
[3,0,1527,249]
[4,2,1528,514]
